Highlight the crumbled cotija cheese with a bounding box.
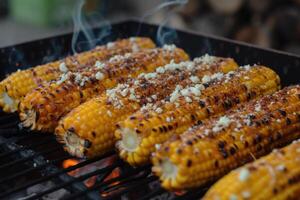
[95,72,104,80]
[132,43,139,52]
[59,62,68,73]
[106,42,115,49]
[242,64,251,70]
[109,55,124,62]
[238,168,250,181]
[255,104,261,112]
[57,72,70,85]
[107,110,112,117]
[163,44,176,51]
[212,116,232,133]
[201,75,211,83]
[276,164,285,171]
[190,76,200,83]
[95,61,105,69]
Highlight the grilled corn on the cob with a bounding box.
[0,37,155,112]
[55,55,238,158]
[152,85,300,191]
[203,139,300,200]
[19,45,189,132]
[115,65,281,166]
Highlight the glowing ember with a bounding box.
[62,157,120,189]
[174,191,186,196]
[62,159,96,187]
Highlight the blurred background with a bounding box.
[0,0,299,54]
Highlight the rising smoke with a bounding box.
[72,0,111,54]
[139,0,188,45]
[71,0,188,52]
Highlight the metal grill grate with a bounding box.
[0,111,207,199]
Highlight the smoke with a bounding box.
[138,0,188,45]
[156,13,179,46]
[72,0,95,54]
[71,0,111,54]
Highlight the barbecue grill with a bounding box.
[0,20,299,200]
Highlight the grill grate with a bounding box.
[0,112,190,200]
[0,20,299,200]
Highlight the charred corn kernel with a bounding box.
[115,65,281,166]
[55,55,238,158]
[0,37,155,112]
[152,85,300,191]
[19,46,189,132]
[203,139,300,200]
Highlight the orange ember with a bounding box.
[62,159,97,187]
[62,158,121,189]
[101,168,122,197]
[62,159,80,176]
[174,191,186,196]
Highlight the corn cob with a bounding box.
[0,37,155,112]
[203,139,300,200]
[152,85,300,191]
[19,45,189,132]
[115,65,281,166]
[55,55,238,158]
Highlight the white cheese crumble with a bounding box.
[74,73,82,84]
[242,64,251,70]
[190,76,200,83]
[156,67,165,74]
[201,54,215,64]
[276,164,285,171]
[242,191,251,198]
[59,62,68,73]
[120,88,129,97]
[155,144,161,150]
[238,168,250,181]
[95,72,104,80]
[106,42,115,49]
[144,72,157,79]
[151,95,157,100]
[109,55,124,62]
[212,116,232,133]
[155,107,163,114]
[229,194,238,200]
[211,72,224,81]
[255,104,262,112]
[185,96,192,103]
[163,44,176,51]
[129,37,136,42]
[107,110,112,117]
[132,43,139,52]
[95,61,105,69]
[166,117,173,122]
[57,72,70,85]
[79,76,89,87]
[201,75,211,84]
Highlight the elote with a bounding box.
[115,65,281,166]
[203,139,300,200]
[55,55,238,158]
[0,37,155,112]
[152,85,300,190]
[19,45,188,132]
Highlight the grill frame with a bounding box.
[0,20,299,200]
